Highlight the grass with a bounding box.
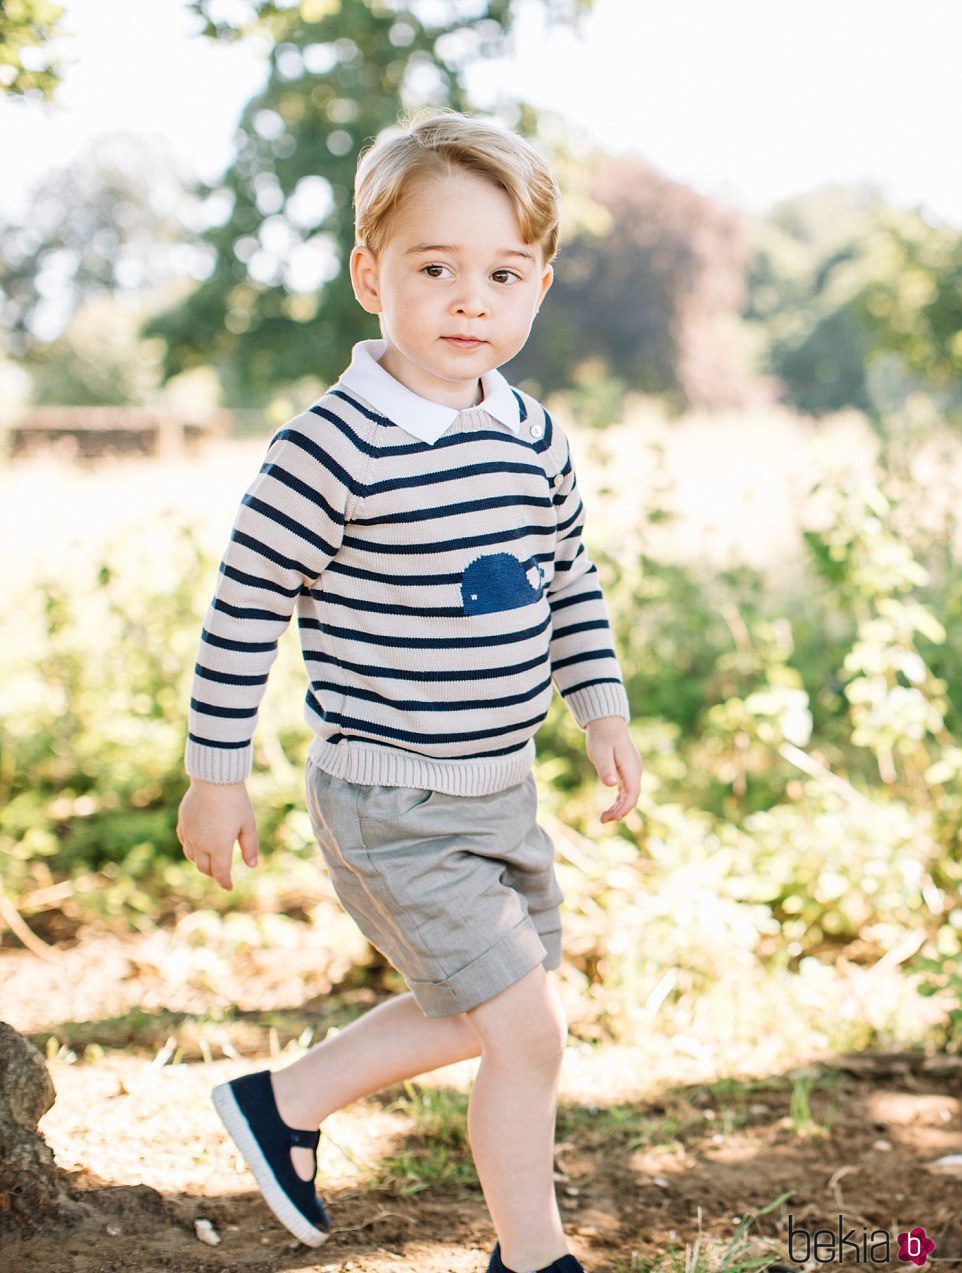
[607,1193,794,1273]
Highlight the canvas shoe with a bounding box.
[211,1068,332,1247]
[487,1240,587,1272]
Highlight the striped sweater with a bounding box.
[184,339,631,796]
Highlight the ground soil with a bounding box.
[2,928,961,1273]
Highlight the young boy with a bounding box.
[176,107,642,1273]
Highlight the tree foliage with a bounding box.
[26,295,167,406]
[0,0,64,99]
[0,132,197,359]
[852,209,962,401]
[513,151,760,409]
[744,183,962,424]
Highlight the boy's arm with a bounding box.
[184,415,360,784]
[545,423,631,730]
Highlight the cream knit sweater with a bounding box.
[184,349,630,796]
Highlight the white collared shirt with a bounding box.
[333,337,522,445]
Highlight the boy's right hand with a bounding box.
[176,779,259,891]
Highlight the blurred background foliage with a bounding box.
[3,0,962,1058]
[3,0,960,430]
[0,0,65,99]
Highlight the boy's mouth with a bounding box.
[442,336,486,348]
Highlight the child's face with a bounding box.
[350,167,554,405]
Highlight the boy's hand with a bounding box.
[176,778,259,891]
[585,717,643,823]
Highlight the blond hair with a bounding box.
[353,107,560,265]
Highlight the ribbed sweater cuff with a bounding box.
[184,739,253,784]
[563,681,631,730]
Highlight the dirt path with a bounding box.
[3,931,961,1273]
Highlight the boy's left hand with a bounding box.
[585,716,643,823]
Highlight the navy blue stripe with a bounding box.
[194,664,269,687]
[341,522,554,556]
[549,586,604,613]
[190,697,257,720]
[220,562,302,598]
[552,648,617,671]
[366,457,553,496]
[314,613,551,648]
[310,694,549,745]
[320,727,532,761]
[324,387,396,428]
[308,591,549,620]
[307,674,553,713]
[301,648,550,681]
[187,732,250,750]
[201,627,278,654]
[321,550,553,587]
[213,597,289,623]
[552,548,588,577]
[354,491,552,526]
[551,619,613,642]
[561,676,626,698]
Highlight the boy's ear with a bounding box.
[537,262,554,309]
[350,244,381,315]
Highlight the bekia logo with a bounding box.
[787,1214,936,1266]
[898,1228,937,1267]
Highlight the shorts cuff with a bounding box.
[407,918,547,1018]
[540,927,562,971]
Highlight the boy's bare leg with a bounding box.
[269,990,483,1178]
[465,964,569,1273]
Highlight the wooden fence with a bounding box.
[1,406,233,461]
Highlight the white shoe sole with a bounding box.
[211,1080,331,1248]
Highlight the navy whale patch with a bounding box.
[460,552,546,615]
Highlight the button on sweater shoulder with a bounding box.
[184,341,631,795]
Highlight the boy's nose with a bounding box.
[452,283,490,316]
[454,299,488,318]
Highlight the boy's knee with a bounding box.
[467,965,567,1067]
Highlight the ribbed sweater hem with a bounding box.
[565,681,632,730]
[184,739,253,785]
[306,736,537,796]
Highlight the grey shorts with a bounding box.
[304,761,565,1017]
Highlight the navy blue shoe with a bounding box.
[211,1068,332,1247]
[487,1240,586,1273]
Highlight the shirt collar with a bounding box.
[334,338,521,445]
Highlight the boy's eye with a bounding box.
[421,264,522,285]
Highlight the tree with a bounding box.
[0,131,201,361]
[0,0,65,99]
[852,209,962,407]
[511,149,761,410]
[741,183,962,422]
[26,294,168,406]
[743,183,888,418]
[145,0,595,405]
